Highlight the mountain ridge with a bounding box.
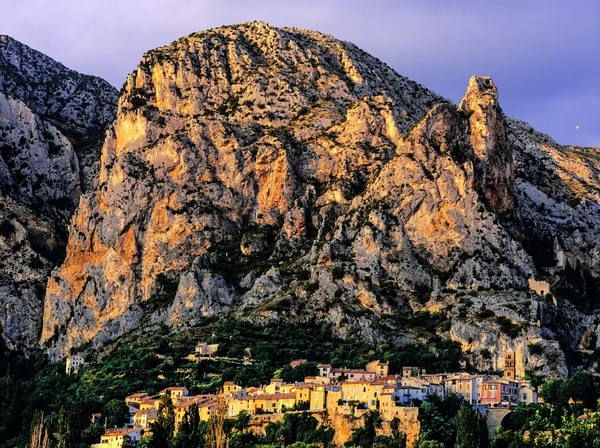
[0,23,598,380]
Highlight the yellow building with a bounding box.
[265,379,296,395]
[91,427,143,448]
[310,384,327,410]
[295,383,313,405]
[325,387,342,415]
[380,392,402,421]
[341,380,377,406]
[159,387,189,399]
[198,399,216,421]
[229,393,296,417]
[223,382,243,398]
[366,360,389,378]
[126,392,149,407]
[134,409,158,429]
[139,398,160,411]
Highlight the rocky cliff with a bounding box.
[0,36,117,351]
[39,22,600,378]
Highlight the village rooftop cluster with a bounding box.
[86,347,538,447]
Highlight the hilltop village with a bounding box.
[87,344,537,447]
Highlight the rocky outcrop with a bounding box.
[41,21,444,357]
[39,23,600,378]
[458,76,514,213]
[0,37,117,352]
[0,35,118,189]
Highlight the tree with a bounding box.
[175,403,202,448]
[122,435,136,448]
[348,411,382,448]
[205,393,229,448]
[476,410,490,448]
[456,403,489,448]
[148,392,176,448]
[234,410,250,434]
[419,441,445,448]
[102,399,130,428]
[30,410,50,448]
[456,403,478,448]
[56,407,71,448]
[418,399,458,447]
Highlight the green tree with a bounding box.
[148,392,176,448]
[174,403,201,448]
[102,399,130,428]
[419,441,446,448]
[456,403,478,448]
[234,410,250,434]
[56,407,71,448]
[476,411,490,448]
[122,435,136,448]
[348,411,382,448]
[418,399,457,447]
[455,403,489,448]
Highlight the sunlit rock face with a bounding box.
[0,37,117,351]
[41,21,445,356]
[458,76,514,214]
[40,23,600,378]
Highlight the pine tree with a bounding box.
[476,411,490,448]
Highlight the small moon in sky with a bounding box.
[576,126,580,130]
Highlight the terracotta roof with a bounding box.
[238,392,296,401]
[105,427,142,437]
[290,359,308,367]
[126,392,149,399]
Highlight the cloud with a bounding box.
[1,0,598,146]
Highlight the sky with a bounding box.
[1,0,598,146]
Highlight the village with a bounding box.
[87,342,538,447]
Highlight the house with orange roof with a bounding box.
[126,392,149,407]
[290,359,307,368]
[366,360,389,378]
[91,427,143,448]
[139,398,160,411]
[134,408,158,429]
[159,387,189,399]
[223,381,243,398]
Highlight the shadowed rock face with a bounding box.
[458,76,514,214]
[0,36,117,351]
[38,23,600,378]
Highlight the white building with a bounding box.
[66,355,85,374]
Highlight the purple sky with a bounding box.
[2,0,598,146]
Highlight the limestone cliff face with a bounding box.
[0,37,117,351]
[40,23,600,377]
[41,21,444,356]
[0,35,118,189]
[458,76,514,213]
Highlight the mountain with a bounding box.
[35,22,600,378]
[0,36,117,351]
